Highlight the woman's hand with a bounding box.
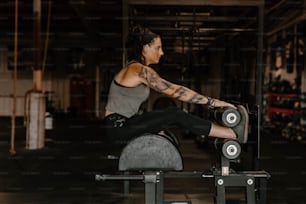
[211,98,236,108]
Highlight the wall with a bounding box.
[0,49,70,117]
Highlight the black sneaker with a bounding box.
[232,105,249,143]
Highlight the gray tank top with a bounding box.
[105,80,149,118]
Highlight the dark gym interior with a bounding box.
[1,1,306,204]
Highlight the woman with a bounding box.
[104,26,248,148]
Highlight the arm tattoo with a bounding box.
[138,65,204,103]
[171,86,187,99]
[138,65,147,79]
[138,65,171,92]
[172,87,204,103]
[189,94,204,103]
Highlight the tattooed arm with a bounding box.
[136,64,207,105]
[135,64,235,108]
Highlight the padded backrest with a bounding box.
[118,133,183,171]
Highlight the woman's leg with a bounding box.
[128,105,249,143]
[209,123,236,139]
[127,107,242,140]
[105,105,248,147]
[127,107,212,137]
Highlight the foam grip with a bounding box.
[214,139,241,160]
[118,133,183,171]
[210,107,241,128]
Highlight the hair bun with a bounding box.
[126,25,159,62]
[131,25,145,34]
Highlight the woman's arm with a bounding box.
[136,64,234,108]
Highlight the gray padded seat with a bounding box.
[118,133,183,171]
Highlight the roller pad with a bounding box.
[209,107,241,128]
[118,134,183,171]
[214,139,241,160]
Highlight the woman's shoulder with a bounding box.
[126,60,141,66]
[126,61,142,67]
[126,61,145,72]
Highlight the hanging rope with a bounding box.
[42,0,52,72]
[10,0,19,155]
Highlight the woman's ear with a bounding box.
[142,44,150,54]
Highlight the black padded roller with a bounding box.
[210,107,241,128]
[214,139,241,160]
[118,134,183,171]
[222,140,241,160]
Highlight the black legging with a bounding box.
[104,107,211,148]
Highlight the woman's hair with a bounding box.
[126,25,159,63]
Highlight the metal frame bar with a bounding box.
[144,173,157,204]
[215,173,267,204]
[127,0,264,7]
[96,169,270,204]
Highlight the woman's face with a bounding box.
[142,37,164,65]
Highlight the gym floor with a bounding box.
[0,117,306,204]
